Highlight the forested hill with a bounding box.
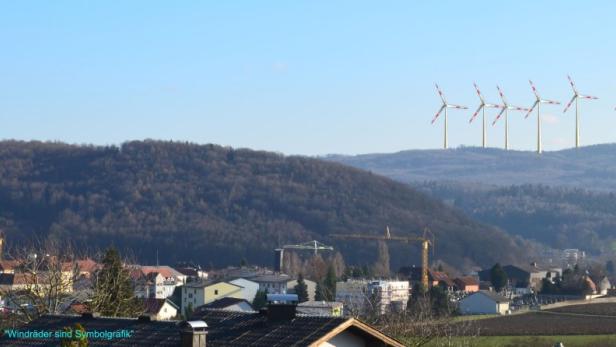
[327,144,616,191]
[415,182,616,256]
[0,141,534,270]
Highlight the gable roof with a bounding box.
[139,266,184,279]
[142,298,178,315]
[197,297,253,311]
[454,276,479,287]
[194,309,404,347]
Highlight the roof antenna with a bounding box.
[156,249,159,267]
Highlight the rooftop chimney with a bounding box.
[179,320,208,347]
[266,294,298,322]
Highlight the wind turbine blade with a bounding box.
[567,75,579,94]
[542,99,560,105]
[492,107,506,125]
[510,106,529,112]
[435,83,446,103]
[447,104,468,109]
[580,94,598,100]
[563,95,577,113]
[432,105,446,124]
[496,85,508,104]
[529,80,540,99]
[473,82,485,103]
[525,101,538,119]
[469,105,483,123]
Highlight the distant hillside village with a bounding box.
[1,232,616,346]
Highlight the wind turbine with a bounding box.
[431,84,468,149]
[469,83,502,148]
[492,85,529,150]
[525,80,560,154]
[563,75,598,148]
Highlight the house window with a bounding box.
[188,293,193,299]
[215,289,219,295]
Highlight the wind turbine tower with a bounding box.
[431,84,468,149]
[525,80,560,154]
[469,83,502,148]
[492,85,529,150]
[563,75,598,148]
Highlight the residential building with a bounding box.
[194,297,254,313]
[134,271,177,299]
[175,266,209,283]
[458,290,510,315]
[336,279,409,315]
[139,265,188,285]
[229,278,259,302]
[297,301,343,317]
[141,298,179,321]
[399,266,453,290]
[180,281,244,316]
[454,277,480,292]
[252,274,291,294]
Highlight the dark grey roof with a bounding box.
[1,310,402,347]
[197,297,252,310]
[193,309,347,346]
[0,314,180,346]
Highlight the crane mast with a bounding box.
[331,227,433,290]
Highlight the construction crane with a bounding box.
[274,240,334,272]
[331,226,434,290]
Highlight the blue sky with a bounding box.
[1,1,615,155]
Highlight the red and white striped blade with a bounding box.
[525,102,538,118]
[473,82,485,103]
[529,80,540,98]
[580,94,598,100]
[563,95,576,113]
[542,99,560,105]
[492,107,506,125]
[510,106,529,112]
[567,75,579,94]
[447,104,468,109]
[469,105,483,123]
[435,83,446,103]
[496,85,508,104]
[432,105,446,124]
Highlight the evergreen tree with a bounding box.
[252,289,268,309]
[428,286,450,316]
[323,264,337,301]
[90,248,143,317]
[490,263,508,292]
[294,274,309,302]
[315,282,325,301]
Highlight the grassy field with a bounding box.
[424,335,616,347]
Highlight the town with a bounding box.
[0,229,614,346]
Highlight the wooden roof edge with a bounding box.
[308,317,406,347]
